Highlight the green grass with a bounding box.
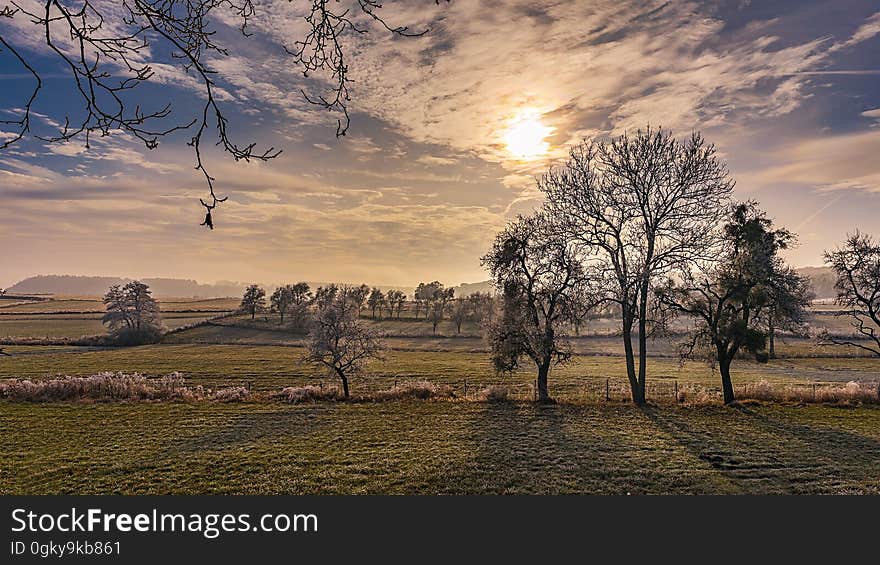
[0,313,223,339]
[1,400,877,494]
[1,344,877,401]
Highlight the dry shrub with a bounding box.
[212,386,250,402]
[370,380,454,401]
[274,385,343,404]
[738,379,879,405]
[675,385,718,405]
[478,385,510,402]
[0,372,198,402]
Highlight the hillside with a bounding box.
[6,275,246,298]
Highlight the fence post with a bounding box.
[464,379,468,398]
[812,383,817,401]
[674,380,678,403]
[534,379,538,401]
[605,378,610,402]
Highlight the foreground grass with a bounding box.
[1,400,878,494]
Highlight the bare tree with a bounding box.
[313,284,339,310]
[367,287,385,319]
[348,284,371,317]
[386,289,406,319]
[304,293,384,398]
[0,1,447,225]
[271,283,311,325]
[428,300,447,335]
[466,291,495,328]
[449,298,470,334]
[542,127,733,404]
[102,280,164,344]
[823,232,880,357]
[482,212,588,402]
[239,284,266,320]
[656,203,811,404]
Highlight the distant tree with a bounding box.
[823,232,880,357]
[304,295,385,398]
[450,299,470,334]
[542,128,734,404]
[314,284,339,310]
[482,212,588,402]
[467,292,496,328]
[348,284,371,317]
[367,287,385,319]
[415,281,447,320]
[102,281,163,344]
[422,301,439,334]
[656,203,812,404]
[270,286,294,324]
[240,284,266,320]
[270,283,311,325]
[386,290,406,319]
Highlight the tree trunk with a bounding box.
[251,309,255,320]
[719,355,735,404]
[280,311,285,324]
[537,360,551,402]
[336,369,350,399]
[637,283,649,405]
[768,316,776,359]
[621,314,643,404]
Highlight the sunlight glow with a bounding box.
[504,110,553,160]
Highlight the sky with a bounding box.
[1,0,879,289]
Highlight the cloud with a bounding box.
[830,11,880,52]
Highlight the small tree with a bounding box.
[823,232,880,357]
[240,284,266,320]
[350,284,371,317]
[428,300,448,335]
[313,284,339,310]
[467,292,496,328]
[304,295,385,398]
[482,212,588,402]
[102,281,163,344]
[367,287,385,319]
[656,203,811,403]
[450,299,470,334]
[270,286,294,324]
[386,290,406,319]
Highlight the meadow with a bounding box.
[1,295,878,494]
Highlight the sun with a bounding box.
[504,110,552,160]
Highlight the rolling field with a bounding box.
[1,296,878,495]
[2,401,878,494]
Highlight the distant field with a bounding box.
[2,401,878,494]
[0,296,239,314]
[0,313,224,339]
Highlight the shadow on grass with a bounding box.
[161,405,333,454]
[642,404,880,494]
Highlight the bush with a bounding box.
[370,381,454,401]
[274,385,343,403]
[478,385,510,402]
[0,372,197,402]
[212,386,250,402]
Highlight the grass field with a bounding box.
[2,401,878,494]
[1,296,878,495]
